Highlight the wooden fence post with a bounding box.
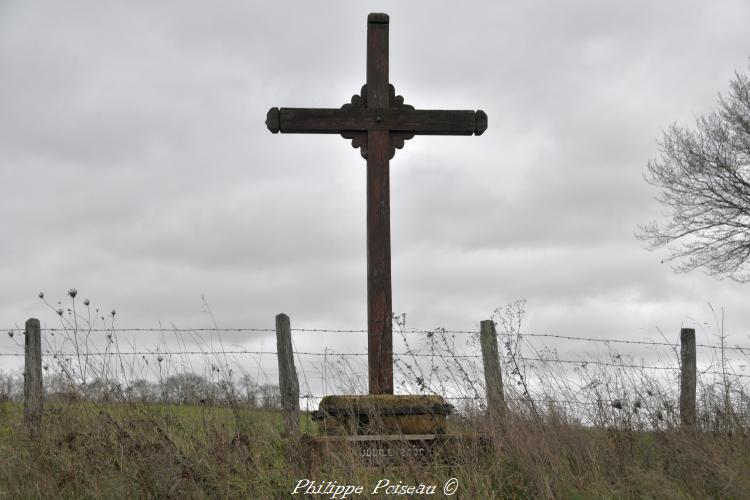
[24,318,43,430]
[680,327,696,429]
[275,313,300,435]
[480,319,505,416]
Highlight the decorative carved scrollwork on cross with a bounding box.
[388,85,415,160]
[340,85,369,159]
[341,84,416,160]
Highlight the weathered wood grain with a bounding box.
[680,328,696,429]
[275,108,481,135]
[480,320,505,416]
[276,313,300,434]
[24,317,43,430]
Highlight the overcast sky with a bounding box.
[2,1,750,380]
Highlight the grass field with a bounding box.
[0,399,748,499]
[3,299,748,497]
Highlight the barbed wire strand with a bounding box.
[4,348,745,379]
[3,326,746,352]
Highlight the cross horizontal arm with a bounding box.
[266,107,487,136]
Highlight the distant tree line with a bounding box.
[0,370,281,408]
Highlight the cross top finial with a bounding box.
[367,13,389,24]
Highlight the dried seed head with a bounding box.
[7,331,13,338]
[157,355,163,363]
[83,299,90,306]
[38,292,44,299]
[111,309,116,317]
[611,399,623,410]
[56,308,64,316]
[68,288,77,299]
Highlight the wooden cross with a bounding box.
[266,13,486,395]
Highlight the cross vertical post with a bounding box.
[366,13,393,394]
[265,12,487,397]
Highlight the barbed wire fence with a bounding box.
[4,316,750,432]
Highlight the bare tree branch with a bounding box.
[638,66,750,282]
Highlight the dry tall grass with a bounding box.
[1,395,748,498]
[0,295,748,498]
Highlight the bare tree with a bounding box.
[125,379,156,403]
[0,371,22,402]
[238,374,259,407]
[638,67,750,281]
[162,373,210,404]
[257,384,281,409]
